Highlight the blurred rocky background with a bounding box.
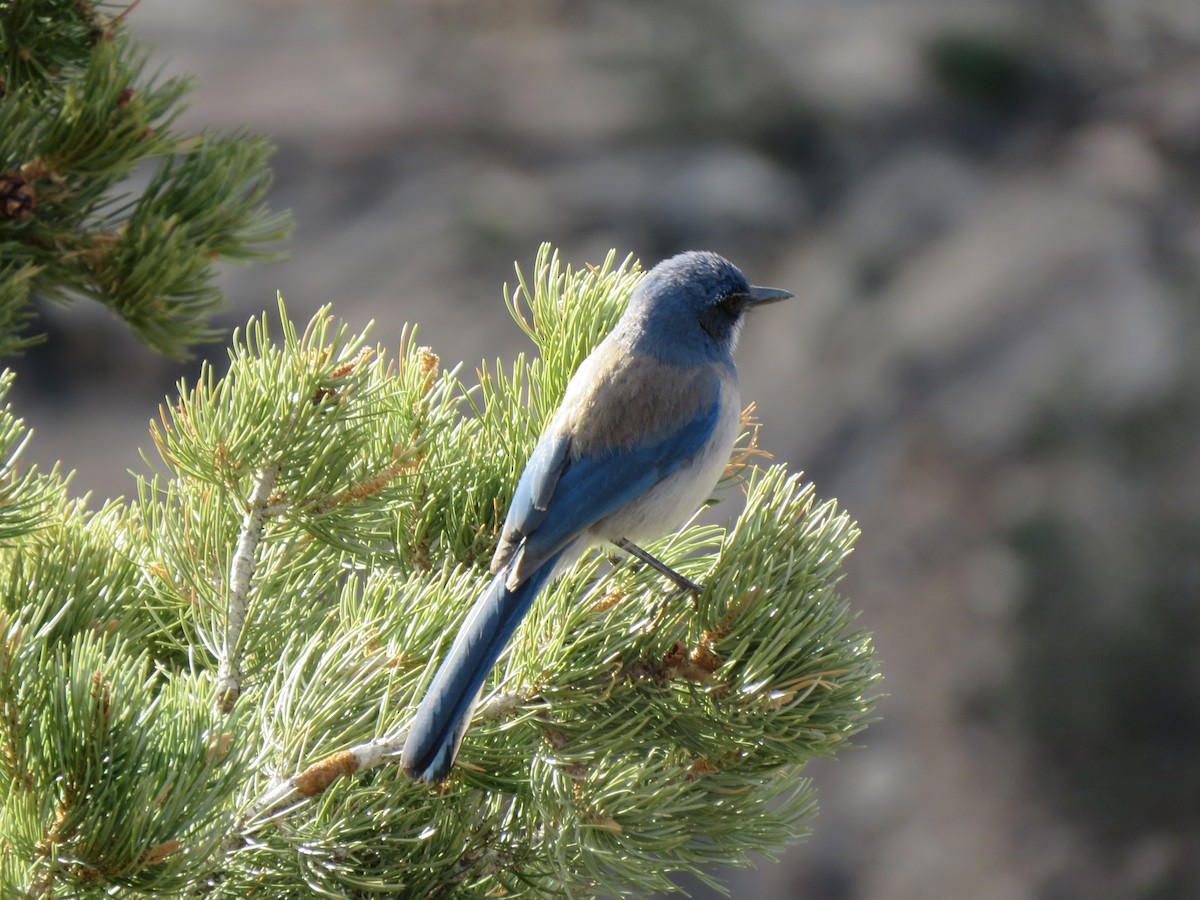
[8,1,1200,897]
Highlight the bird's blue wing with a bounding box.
[490,426,571,573]
[509,428,571,532]
[504,377,723,581]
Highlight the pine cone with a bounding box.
[0,173,35,222]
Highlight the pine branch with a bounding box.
[215,462,279,714]
[0,246,878,897]
[0,1,291,358]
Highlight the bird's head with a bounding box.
[619,251,793,365]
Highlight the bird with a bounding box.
[400,250,793,782]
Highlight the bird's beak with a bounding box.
[746,285,794,308]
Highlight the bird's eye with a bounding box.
[718,292,747,313]
[699,293,746,339]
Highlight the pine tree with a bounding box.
[1,4,877,896]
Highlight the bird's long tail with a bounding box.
[400,552,563,782]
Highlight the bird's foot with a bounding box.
[613,537,705,600]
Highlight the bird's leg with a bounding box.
[613,537,705,596]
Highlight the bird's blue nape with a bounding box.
[633,252,751,307]
[613,251,756,367]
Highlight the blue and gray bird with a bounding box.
[400,251,793,782]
